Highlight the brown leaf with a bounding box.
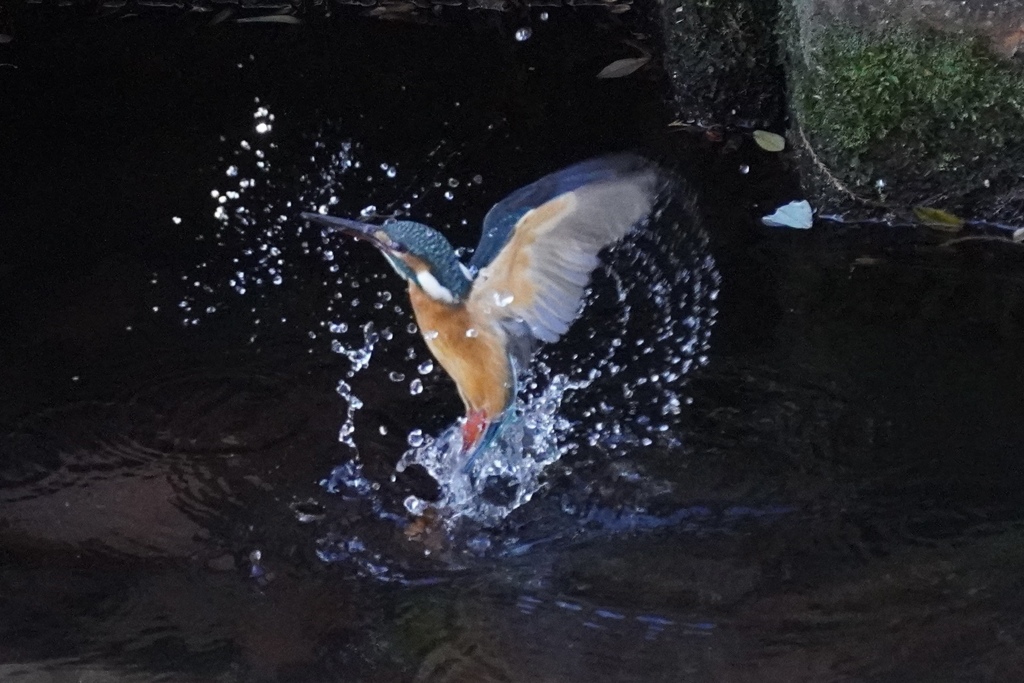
[236,14,303,25]
[208,8,234,25]
[596,56,650,79]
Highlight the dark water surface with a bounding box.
[3,11,1024,683]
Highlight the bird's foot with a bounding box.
[460,409,488,454]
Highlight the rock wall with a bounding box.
[660,0,1024,223]
[785,0,1024,221]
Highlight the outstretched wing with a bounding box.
[469,154,657,272]
[468,154,662,347]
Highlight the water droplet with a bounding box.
[272,274,283,285]
[472,174,483,184]
[379,425,388,435]
[409,379,424,395]
[465,328,479,338]
[443,191,454,200]
[467,535,492,553]
[515,27,532,41]
[424,330,439,340]
[407,429,424,447]
[255,122,270,134]
[404,495,428,515]
[360,205,377,217]
[389,371,406,382]
[739,164,749,174]
[386,166,397,178]
[447,177,459,188]
[540,11,549,20]
[172,216,182,224]
[493,291,514,307]
[417,360,434,375]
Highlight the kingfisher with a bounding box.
[302,154,663,463]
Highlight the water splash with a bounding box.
[167,105,432,343]
[392,200,720,528]
[397,365,585,526]
[171,109,721,540]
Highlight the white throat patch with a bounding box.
[416,270,458,304]
[383,254,410,280]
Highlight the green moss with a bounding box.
[795,27,1024,187]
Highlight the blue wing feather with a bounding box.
[469,153,651,271]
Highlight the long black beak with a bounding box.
[301,212,376,237]
[301,212,401,252]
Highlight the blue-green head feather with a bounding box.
[301,212,472,303]
[380,220,472,301]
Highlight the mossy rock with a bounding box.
[787,19,1024,220]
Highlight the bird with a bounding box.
[302,153,664,465]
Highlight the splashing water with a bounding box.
[168,105,443,342]
[170,107,721,539]
[393,198,721,528]
[169,109,472,467]
[397,364,585,526]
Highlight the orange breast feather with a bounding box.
[407,283,512,418]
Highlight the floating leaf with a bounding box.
[208,8,234,25]
[1013,227,1024,243]
[762,200,813,229]
[596,56,650,79]
[236,14,303,24]
[753,130,786,152]
[913,206,964,232]
[366,3,417,17]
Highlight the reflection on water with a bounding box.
[3,9,1024,683]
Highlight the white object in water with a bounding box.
[762,200,813,230]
